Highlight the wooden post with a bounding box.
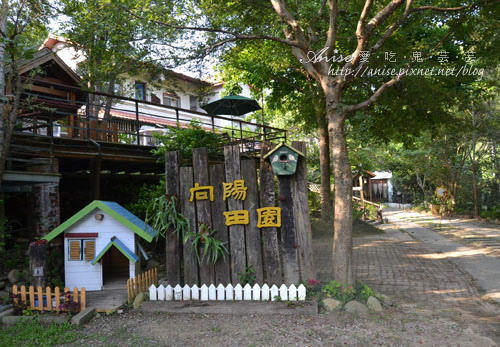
[210,164,231,285]
[292,141,316,282]
[165,151,181,285]
[180,166,199,285]
[29,241,48,289]
[241,159,264,283]
[80,288,86,310]
[192,148,215,284]
[224,145,246,283]
[259,142,282,285]
[278,175,300,285]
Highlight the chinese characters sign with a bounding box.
[189,179,281,228]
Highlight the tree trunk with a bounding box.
[471,160,480,219]
[102,78,116,121]
[325,83,354,288]
[492,140,500,188]
[318,115,332,221]
[0,0,9,193]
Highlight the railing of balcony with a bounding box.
[15,79,286,155]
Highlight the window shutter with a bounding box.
[84,240,95,261]
[69,240,81,260]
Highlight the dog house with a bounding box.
[43,200,157,291]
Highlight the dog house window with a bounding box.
[68,239,96,261]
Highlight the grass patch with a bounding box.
[312,218,384,239]
[0,319,79,346]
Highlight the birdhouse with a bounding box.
[264,143,304,176]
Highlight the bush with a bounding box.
[321,280,376,304]
[151,120,224,161]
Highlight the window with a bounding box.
[113,83,122,96]
[134,82,146,100]
[68,240,95,261]
[189,95,198,111]
[163,92,180,108]
[151,94,161,105]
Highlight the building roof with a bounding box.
[40,33,218,87]
[91,236,138,265]
[372,171,392,180]
[43,200,157,243]
[263,142,305,160]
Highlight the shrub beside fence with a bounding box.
[12,285,86,313]
[127,267,158,304]
[149,283,307,302]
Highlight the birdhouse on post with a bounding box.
[263,143,304,176]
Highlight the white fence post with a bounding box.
[174,285,182,300]
[157,284,165,301]
[225,284,234,301]
[191,284,200,300]
[270,285,279,301]
[208,284,217,301]
[234,284,243,300]
[261,284,270,301]
[297,284,306,301]
[288,284,297,301]
[149,285,157,300]
[243,284,252,300]
[200,284,209,300]
[252,284,261,301]
[183,284,191,300]
[216,284,225,301]
[279,284,288,301]
[165,285,173,301]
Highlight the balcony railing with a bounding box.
[15,79,286,155]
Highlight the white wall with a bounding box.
[64,208,136,291]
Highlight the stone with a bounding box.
[146,259,160,270]
[367,296,383,312]
[71,307,95,326]
[323,298,342,311]
[0,291,9,301]
[0,308,13,320]
[38,315,69,325]
[7,270,19,285]
[2,315,35,325]
[376,293,393,306]
[133,292,147,310]
[344,300,369,316]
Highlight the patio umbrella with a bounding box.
[200,95,262,117]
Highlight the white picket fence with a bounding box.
[149,283,307,302]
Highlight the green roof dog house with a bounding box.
[43,201,157,291]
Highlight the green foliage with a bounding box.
[321,281,376,304]
[0,320,78,346]
[183,224,228,265]
[145,195,189,240]
[237,265,256,285]
[126,180,165,220]
[151,120,224,161]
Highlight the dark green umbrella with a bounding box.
[200,95,262,117]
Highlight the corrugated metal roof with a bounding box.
[101,201,157,239]
[372,171,392,180]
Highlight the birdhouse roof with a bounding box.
[263,143,305,160]
[42,200,157,242]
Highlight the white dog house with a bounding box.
[43,200,157,291]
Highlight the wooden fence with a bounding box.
[127,267,158,304]
[12,285,86,312]
[165,142,315,287]
[149,283,307,302]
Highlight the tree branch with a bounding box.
[129,11,306,50]
[324,0,338,58]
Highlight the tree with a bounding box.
[0,0,50,250]
[218,40,333,220]
[135,0,499,287]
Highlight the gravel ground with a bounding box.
[68,302,498,347]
